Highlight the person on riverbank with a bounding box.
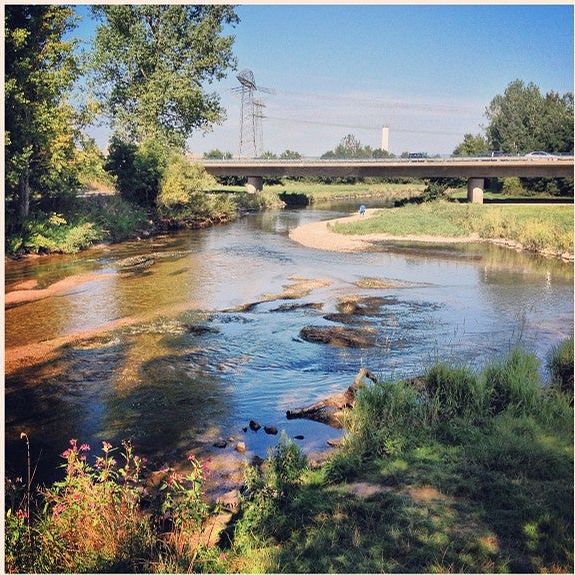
[359,204,366,217]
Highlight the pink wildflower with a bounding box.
[79,443,90,452]
[102,441,112,452]
[69,438,77,448]
[16,509,28,520]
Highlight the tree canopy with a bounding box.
[5,5,80,227]
[484,80,573,154]
[321,134,391,159]
[90,5,239,147]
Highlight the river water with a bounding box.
[5,202,574,486]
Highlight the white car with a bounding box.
[524,151,558,159]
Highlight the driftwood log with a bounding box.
[286,367,378,428]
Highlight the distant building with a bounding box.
[381,126,389,153]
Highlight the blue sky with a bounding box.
[76,4,574,157]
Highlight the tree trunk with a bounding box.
[286,368,378,427]
[18,163,30,225]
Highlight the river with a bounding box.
[5,201,574,488]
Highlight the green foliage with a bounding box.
[5,5,81,227]
[279,149,302,159]
[452,133,489,156]
[321,133,389,160]
[501,176,524,196]
[90,5,239,146]
[343,379,426,459]
[425,363,487,423]
[485,80,573,154]
[235,190,286,211]
[158,154,217,211]
[480,349,541,416]
[203,149,233,159]
[19,213,105,255]
[105,135,169,208]
[547,337,574,396]
[77,195,149,243]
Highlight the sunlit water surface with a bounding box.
[5,202,574,484]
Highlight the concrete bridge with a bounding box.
[203,157,574,203]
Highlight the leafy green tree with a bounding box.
[280,149,302,159]
[485,80,573,154]
[203,149,233,159]
[453,133,489,156]
[5,5,80,229]
[105,136,169,207]
[90,5,239,147]
[157,154,216,212]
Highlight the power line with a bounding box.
[264,115,463,137]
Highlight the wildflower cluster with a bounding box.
[159,453,209,531]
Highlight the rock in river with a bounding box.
[299,325,376,348]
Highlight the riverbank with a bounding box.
[6,342,574,573]
[289,203,574,261]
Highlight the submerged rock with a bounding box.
[264,425,278,435]
[270,302,324,313]
[299,325,376,348]
[116,254,156,272]
[249,420,261,432]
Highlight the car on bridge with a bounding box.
[524,151,558,159]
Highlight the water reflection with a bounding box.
[5,203,573,486]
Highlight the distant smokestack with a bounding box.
[381,126,389,152]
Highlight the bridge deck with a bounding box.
[203,157,574,179]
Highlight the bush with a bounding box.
[547,337,574,396]
[157,154,216,211]
[78,195,150,242]
[22,213,105,254]
[105,136,169,208]
[502,177,524,196]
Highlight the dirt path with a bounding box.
[288,209,481,252]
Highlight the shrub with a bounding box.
[502,177,524,196]
[547,337,574,396]
[78,195,149,242]
[22,213,105,254]
[157,154,217,212]
[105,136,169,208]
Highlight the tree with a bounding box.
[105,136,169,207]
[453,133,489,156]
[5,5,80,228]
[485,80,573,154]
[203,149,233,159]
[279,150,302,159]
[321,134,384,159]
[90,5,239,147]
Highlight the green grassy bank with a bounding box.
[5,341,573,573]
[332,201,574,256]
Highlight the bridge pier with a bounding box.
[467,177,484,204]
[246,176,263,194]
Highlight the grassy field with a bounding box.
[331,201,574,255]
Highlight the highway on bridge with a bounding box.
[202,156,574,202]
